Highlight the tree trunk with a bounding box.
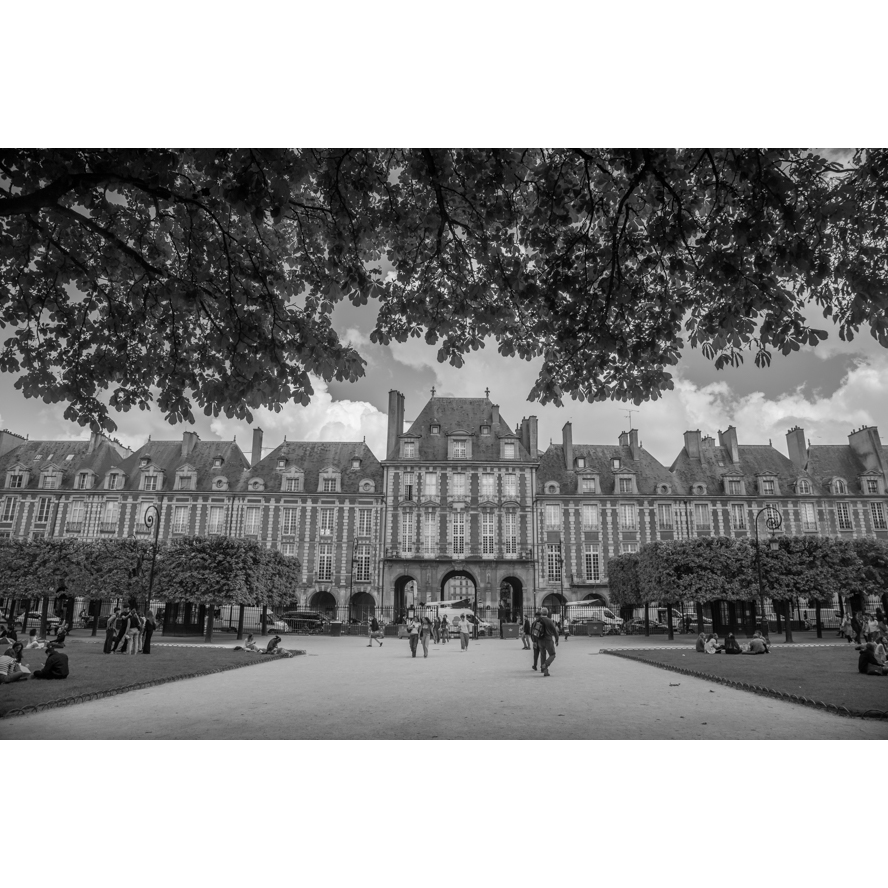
[814,600,822,639]
[696,601,704,635]
[40,595,50,638]
[261,604,268,637]
[204,604,215,643]
[666,604,674,641]
[783,600,793,644]
[236,604,245,641]
[644,603,650,637]
[91,598,100,637]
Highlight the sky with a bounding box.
[1,289,886,468]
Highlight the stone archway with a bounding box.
[349,591,376,622]
[393,575,417,622]
[541,592,567,622]
[310,590,338,618]
[500,576,525,621]
[440,569,477,606]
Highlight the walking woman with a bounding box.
[433,616,440,644]
[142,610,157,654]
[840,612,852,642]
[521,614,531,650]
[458,615,471,651]
[420,616,434,658]
[440,615,449,644]
[126,608,142,655]
[408,617,420,658]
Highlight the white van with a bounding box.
[563,602,623,627]
[214,605,289,634]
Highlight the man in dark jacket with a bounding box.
[531,608,559,676]
[32,643,70,680]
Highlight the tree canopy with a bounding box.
[2,148,887,432]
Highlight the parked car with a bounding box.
[281,611,328,634]
[2,612,61,634]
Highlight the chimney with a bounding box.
[618,430,629,448]
[563,421,574,470]
[0,429,26,457]
[848,425,886,475]
[521,416,538,457]
[702,434,715,449]
[683,430,702,460]
[785,426,807,470]
[387,390,405,458]
[181,430,200,458]
[251,428,264,467]
[628,428,642,461]
[718,426,740,464]
[88,431,105,453]
[491,404,500,428]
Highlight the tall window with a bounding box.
[143,475,158,491]
[834,479,847,494]
[453,440,467,459]
[1,498,16,522]
[403,472,414,501]
[177,475,192,490]
[402,512,415,554]
[317,543,333,581]
[107,473,120,490]
[866,479,879,494]
[66,500,84,526]
[582,504,599,530]
[172,505,189,533]
[7,473,23,488]
[503,442,516,459]
[451,473,466,498]
[280,541,296,557]
[545,504,561,530]
[244,507,261,535]
[322,477,337,492]
[319,508,334,536]
[546,544,562,582]
[42,473,59,489]
[208,506,226,534]
[503,511,517,555]
[581,477,596,493]
[403,440,415,458]
[622,542,639,554]
[281,507,297,535]
[424,472,438,498]
[36,497,52,523]
[285,477,301,492]
[619,504,637,530]
[657,504,673,529]
[423,511,437,554]
[836,502,852,530]
[103,500,120,527]
[800,502,817,531]
[354,544,371,582]
[731,504,747,530]
[694,503,710,529]
[871,502,887,530]
[481,511,495,554]
[618,477,632,493]
[452,510,465,555]
[481,473,495,498]
[357,508,372,536]
[503,473,517,498]
[728,479,741,495]
[798,480,811,494]
[762,479,775,495]
[584,544,601,581]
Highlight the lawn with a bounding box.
[605,646,888,717]
[0,642,289,717]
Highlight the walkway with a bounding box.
[1,634,885,739]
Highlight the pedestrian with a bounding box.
[420,616,433,658]
[440,615,449,644]
[531,607,559,676]
[851,612,862,645]
[367,616,383,647]
[519,613,531,650]
[111,606,130,652]
[126,608,143,655]
[433,616,440,644]
[104,608,120,654]
[408,616,420,658]
[840,612,853,643]
[457,614,471,651]
[866,614,879,642]
[142,610,157,654]
[562,616,570,642]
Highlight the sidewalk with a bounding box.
[2,633,885,740]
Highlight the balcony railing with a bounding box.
[384,546,534,560]
[99,522,118,532]
[64,522,83,533]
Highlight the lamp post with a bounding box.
[132,501,163,620]
[753,505,782,640]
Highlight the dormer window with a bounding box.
[351,458,361,469]
[248,478,264,491]
[692,483,707,495]
[322,477,337,492]
[503,442,516,460]
[798,480,811,495]
[834,479,847,494]
[213,457,223,468]
[726,478,743,496]
[865,478,880,494]
[213,477,228,491]
[6,473,24,489]
[402,440,416,459]
[106,473,121,490]
[283,474,303,492]
[481,425,490,436]
[761,479,775,495]
[612,458,621,470]
[576,458,585,469]
[545,482,560,495]
[41,472,59,490]
[176,475,193,490]
[453,440,467,459]
[618,477,633,494]
[277,458,287,469]
[143,475,159,491]
[580,477,596,494]
[76,472,92,490]
[431,424,440,435]
[139,457,150,467]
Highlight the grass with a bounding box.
[605,646,888,717]
[0,641,288,717]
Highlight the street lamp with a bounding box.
[132,502,162,620]
[753,505,782,640]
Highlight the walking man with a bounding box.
[408,617,420,658]
[531,607,559,677]
[367,616,383,647]
[458,614,471,651]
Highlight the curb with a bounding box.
[600,649,888,721]
[1,650,305,721]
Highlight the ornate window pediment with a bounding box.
[5,463,30,489]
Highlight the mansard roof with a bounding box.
[246,440,383,493]
[805,445,872,488]
[538,443,675,495]
[392,397,532,462]
[0,437,129,489]
[114,439,248,490]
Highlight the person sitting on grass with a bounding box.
[704,633,724,654]
[743,631,770,655]
[0,646,29,683]
[263,635,282,654]
[25,628,44,649]
[244,633,260,652]
[695,632,707,653]
[857,642,888,676]
[31,643,70,680]
[724,633,743,655]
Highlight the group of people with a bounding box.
[103,606,157,655]
[696,630,771,655]
[0,623,70,683]
[235,633,295,657]
[840,609,887,645]
[370,614,475,657]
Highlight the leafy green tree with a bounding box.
[2,149,888,431]
[606,553,641,611]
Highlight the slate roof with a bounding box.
[805,445,872,492]
[670,443,818,495]
[393,397,532,462]
[114,439,249,491]
[0,437,132,490]
[245,440,383,494]
[538,443,675,496]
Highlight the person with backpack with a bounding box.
[531,607,559,676]
[367,616,383,647]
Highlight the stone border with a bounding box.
[600,649,888,720]
[1,650,305,720]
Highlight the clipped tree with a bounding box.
[849,538,888,612]
[607,553,641,619]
